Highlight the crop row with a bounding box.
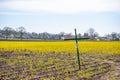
[0,51,113,80]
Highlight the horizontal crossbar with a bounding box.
[64,37,89,41]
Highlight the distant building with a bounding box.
[61,35,74,40]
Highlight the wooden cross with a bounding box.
[64,29,89,70]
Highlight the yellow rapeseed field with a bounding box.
[0,41,120,55]
[0,41,120,79]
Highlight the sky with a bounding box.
[0,0,120,36]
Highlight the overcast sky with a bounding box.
[0,0,120,36]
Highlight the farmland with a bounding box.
[0,41,120,80]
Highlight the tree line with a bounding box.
[0,26,72,40]
[0,26,120,41]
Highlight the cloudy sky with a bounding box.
[0,0,120,36]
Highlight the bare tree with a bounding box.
[17,27,26,40]
[59,32,65,36]
[87,28,95,40]
[31,32,39,39]
[94,32,99,37]
[88,28,95,37]
[111,32,117,40]
[118,33,120,39]
[3,27,13,39]
[0,28,3,38]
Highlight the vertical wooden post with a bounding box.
[74,28,80,70]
